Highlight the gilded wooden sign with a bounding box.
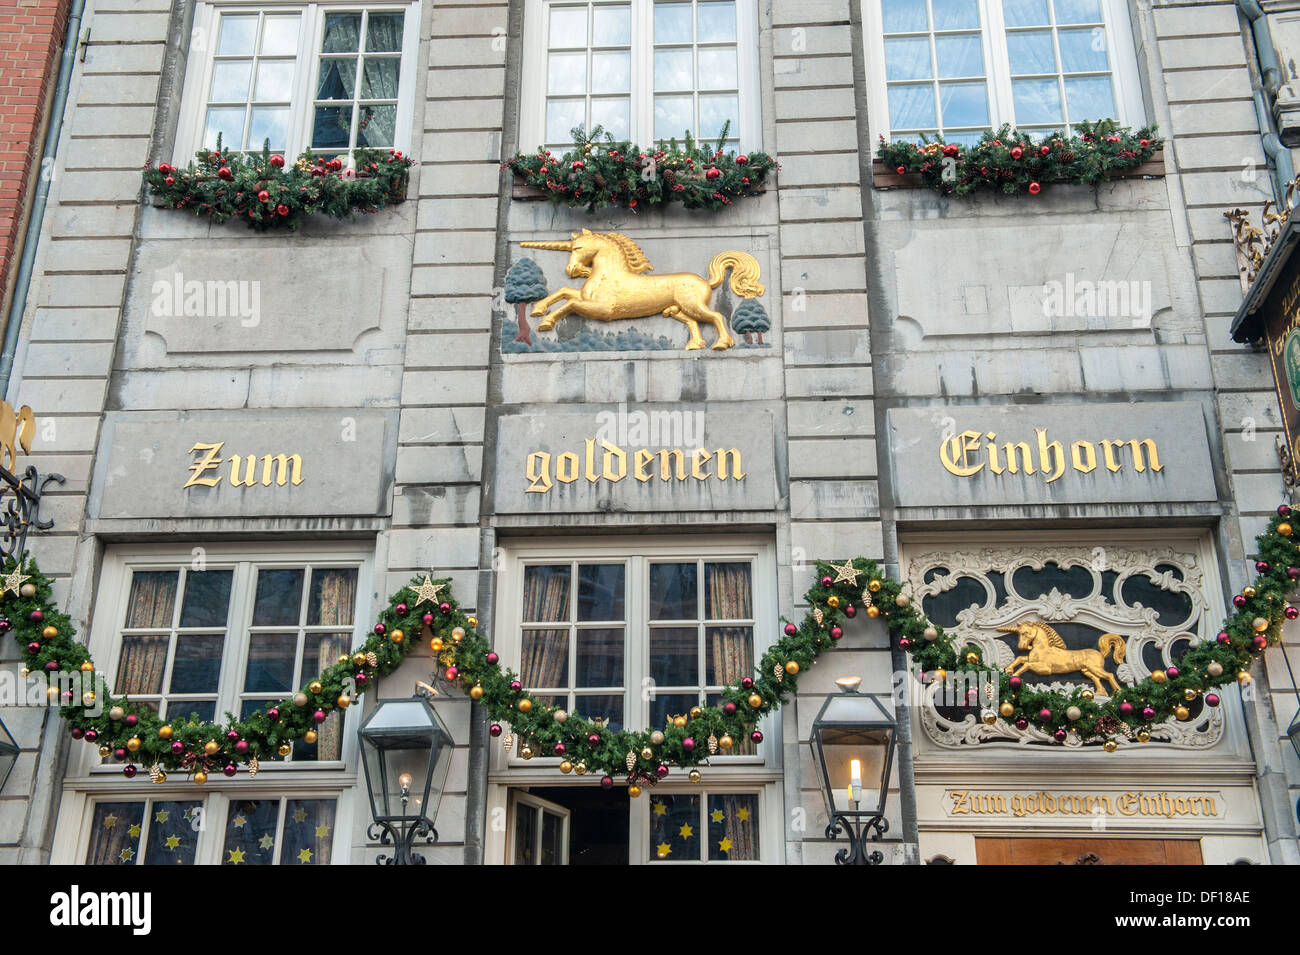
[947,790,1221,819]
[525,438,744,493]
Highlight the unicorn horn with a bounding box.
[521,240,573,251]
[995,624,1020,633]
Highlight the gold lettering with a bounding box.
[985,433,1003,475]
[556,452,580,484]
[950,791,969,814]
[1003,441,1035,475]
[261,453,303,487]
[1011,794,1026,817]
[1117,792,1139,816]
[1128,438,1162,473]
[1036,429,1065,483]
[1175,797,1189,815]
[601,440,626,482]
[1100,439,1124,473]
[525,452,552,493]
[714,448,745,480]
[1071,440,1096,473]
[692,448,712,480]
[634,449,654,483]
[1203,796,1217,817]
[657,449,686,481]
[228,454,259,487]
[184,442,225,488]
[940,431,984,476]
[584,438,599,482]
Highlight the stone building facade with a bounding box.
[0,0,1297,865]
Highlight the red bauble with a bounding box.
[1253,635,1268,649]
[235,740,249,754]
[84,729,98,742]
[1205,693,1220,707]
[276,204,289,216]
[830,626,843,640]
[895,165,906,175]
[164,176,175,185]
[30,610,43,622]
[1279,504,1292,517]
[741,676,754,689]
[70,727,84,739]
[737,155,748,164]
[270,154,284,168]
[588,733,600,747]
[898,637,910,650]
[844,605,856,618]
[257,190,270,202]
[1039,145,1049,156]
[722,701,737,716]
[124,714,138,728]
[158,162,172,174]
[1009,676,1022,690]
[1028,181,1041,195]
[600,776,614,790]
[571,160,585,170]
[1010,146,1023,159]
[267,707,280,721]
[445,666,458,680]
[486,652,499,665]
[706,167,720,179]
[122,765,137,778]
[1233,595,1247,608]
[217,167,232,180]
[26,641,39,654]
[489,723,502,737]
[750,730,763,744]
[784,623,797,636]
[374,623,386,635]
[1217,630,1230,643]
[1014,718,1028,730]
[114,748,127,761]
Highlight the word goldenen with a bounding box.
[526,439,744,493]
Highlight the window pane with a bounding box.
[255,60,296,101]
[292,707,341,760]
[210,60,252,102]
[655,49,693,90]
[591,97,630,138]
[592,4,630,45]
[125,571,178,629]
[169,633,224,693]
[261,14,299,55]
[86,802,146,864]
[313,105,352,148]
[358,104,397,146]
[939,81,988,126]
[889,83,936,129]
[117,634,169,695]
[654,93,693,139]
[573,693,623,731]
[547,98,586,142]
[253,569,304,626]
[1064,75,1114,122]
[204,106,247,149]
[654,2,693,43]
[1055,0,1103,24]
[707,794,758,860]
[223,799,279,865]
[514,803,537,864]
[322,12,361,53]
[548,52,588,94]
[540,809,564,865]
[244,633,296,693]
[705,562,751,619]
[884,37,931,80]
[306,569,358,626]
[317,58,356,98]
[1012,77,1062,124]
[1058,27,1109,72]
[522,629,569,687]
[217,14,257,55]
[179,570,232,628]
[931,0,979,30]
[651,691,698,731]
[1007,29,1056,74]
[1002,0,1050,26]
[577,564,624,620]
[576,627,623,686]
[650,626,697,685]
[697,47,737,89]
[881,0,927,33]
[302,632,351,682]
[249,106,289,150]
[280,800,336,864]
[142,801,204,864]
[935,34,983,78]
[171,700,216,723]
[698,2,736,41]
[550,6,587,48]
[592,51,631,92]
[650,562,697,619]
[706,626,753,685]
[366,12,405,51]
[523,565,571,621]
[649,793,699,861]
[700,94,737,137]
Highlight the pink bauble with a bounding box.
[171,741,183,754]
[1053,729,1067,742]
[784,624,797,636]
[227,730,240,741]
[445,666,458,680]
[1256,561,1270,573]
[554,743,566,756]
[1217,631,1230,643]
[831,626,843,640]
[1009,676,1021,690]
[1233,595,1247,608]
[423,612,434,625]
[1253,635,1268,649]
[84,729,98,742]
[267,707,280,721]
[1142,706,1156,720]
[845,605,857,618]
[122,765,137,778]
[751,730,763,744]
[1119,702,1133,715]
[1038,708,1052,722]
[741,677,754,689]
[395,603,407,614]
[486,652,499,665]
[899,638,911,650]
[439,602,451,614]
[1166,666,1180,679]
[588,733,600,747]
[600,776,613,790]
[682,737,695,751]
[1205,693,1221,707]
[373,623,386,635]
[113,748,127,761]
[510,680,522,692]
[655,764,669,779]
[124,714,138,728]
[223,764,237,777]
[723,702,737,716]
[489,724,502,737]
[1287,606,1299,620]
[235,740,249,754]
[821,576,833,588]
[313,709,327,723]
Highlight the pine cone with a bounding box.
[594,174,606,188]
[663,168,677,184]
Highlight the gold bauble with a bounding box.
[935,668,947,681]
[748,693,763,708]
[895,594,910,608]
[337,654,350,665]
[1252,617,1269,633]
[451,627,466,643]
[18,668,27,678]
[203,740,219,756]
[45,686,57,701]
[467,616,478,629]
[98,745,111,758]
[553,708,568,723]
[688,769,702,783]
[469,684,484,701]
[640,746,654,761]
[126,737,141,752]
[1207,661,1223,677]
[1237,670,1253,685]
[304,729,318,744]
[193,771,208,785]
[628,784,642,798]
[1136,729,1151,743]
[719,734,734,750]
[337,694,351,709]
[1150,670,1166,684]
[574,762,587,775]
[42,625,57,639]
[158,725,173,740]
[1080,689,1094,701]
[1184,688,1198,701]
[19,582,36,597]
[353,652,367,667]
[430,637,444,652]
[517,699,532,714]
[278,743,292,757]
[1103,740,1118,753]
[923,626,938,641]
[293,692,309,707]
[673,716,687,728]
[827,595,840,609]
[559,760,573,774]
[108,706,124,721]
[982,711,997,725]
[1174,705,1190,721]
[999,701,1015,717]
[964,651,979,665]
[1066,705,1082,721]
[81,692,95,706]
[309,681,323,695]
[153,772,167,785]
[784,661,799,675]
[866,606,881,619]
[868,579,882,593]
[649,730,664,745]
[79,661,94,673]
[390,629,404,643]
[689,706,703,720]
[520,745,534,760]
[1243,586,1258,598]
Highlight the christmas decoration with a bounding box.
[143,139,414,232]
[876,120,1162,197]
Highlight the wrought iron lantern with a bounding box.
[358,693,454,865]
[0,717,17,793]
[810,676,897,865]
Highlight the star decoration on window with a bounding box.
[154,809,169,824]
[102,813,119,829]
[259,834,275,851]
[678,823,694,839]
[232,814,247,829]
[737,807,750,822]
[0,568,31,597]
[315,824,330,838]
[410,575,445,607]
[227,848,246,865]
[164,835,181,851]
[118,847,135,863]
[128,824,141,839]
[297,847,313,863]
[717,837,733,854]
[828,560,861,586]
[651,800,667,816]
[710,809,724,823]
[292,807,309,823]
[656,842,672,858]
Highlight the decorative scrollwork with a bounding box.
[825,813,888,866]
[367,818,437,865]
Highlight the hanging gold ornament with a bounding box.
[520,744,534,760]
[451,627,466,644]
[1080,689,1094,701]
[304,729,318,744]
[203,740,220,756]
[640,746,654,761]
[673,715,688,729]
[248,758,259,779]
[309,681,323,695]
[1174,705,1190,721]
[517,699,532,714]
[467,616,478,629]
[98,745,111,759]
[575,762,588,775]
[158,725,173,740]
[1207,660,1223,677]
[278,743,292,757]
[1150,670,1166,684]
[784,661,799,675]
[1136,729,1151,743]
[748,693,762,708]
[935,667,947,681]
[126,737,141,752]
[999,701,1015,717]
[707,734,718,755]
[390,629,404,644]
[559,760,573,774]
[193,771,208,785]
[1184,688,1198,702]
[982,711,997,725]
[1252,617,1269,633]
[148,764,164,783]
[469,684,484,701]
[1237,670,1253,685]
[430,636,444,652]
[689,705,703,720]
[867,606,881,619]
[626,751,637,771]
[869,579,882,593]
[628,784,642,798]
[827,595,840,609]
[649,729,664,745]
[553,708,568,724]
[337,694,351,709]
[1243,586,1257,598]
[688,768,702,783]
[353,652,367,667]
[719,734,734,750]
[1103,740,1118,753]
[79,661,94,673]
[964,651,979,665]
[337,654,350,665]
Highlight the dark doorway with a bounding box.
[527,786,630,865]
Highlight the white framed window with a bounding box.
[864,0,1145,144]
[174,0,421,162]
[519,0,762,151]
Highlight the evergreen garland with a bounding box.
[506,123,777,213]
[876,119,1163,197]
[9,504,1290,787]
[142,139,415,232]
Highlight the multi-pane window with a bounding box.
[221,797,338,864]
[184,3,417,160]
[648,792,759,862]
[870,0,1141,144]
[85,800,205,865]
[526,0,758,150]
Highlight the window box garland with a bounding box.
[506,124,776,212]
[874,120,1164,196]
[142,142,415,232]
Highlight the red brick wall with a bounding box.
[0,0,71,313]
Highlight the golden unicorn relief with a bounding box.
[0,401,34,472]
[999,619,1126,696]
[520,229,765,350]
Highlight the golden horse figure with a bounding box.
[520,229,765,350]
[999,619,1126,696]
[0,401,34,472]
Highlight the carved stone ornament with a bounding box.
[906,544,1225,749]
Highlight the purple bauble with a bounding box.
[29,610,42,623]
[510,680,522,692]
[486,652,499,665]
[821,576,833,588]
[553,743,566,756]
[122,765,137,779]
[1053,729,1067,743]
[1233,594,1247,608]
[750,730,763,744]
[313,709,326,723]
[1280,504,1293,517]
[26,641,39,654]
[70,727,83,740]
[655,764,669,779]
[741,677,754,690]
[831,626,843,640]
[490,724,502,737]
[354,672,368,687]
[1289,567,1300,581]
[1257,561,1270,573]
[423,612,434,625]
[1119,701,1133,716]
[723,701,737,716]
[1166,666,1180,679]
[682,737,695,752]
[223,764,237,777]
[898,637,911,650]
[171,741,184,754]
[227,729,240,741]
[267,707,280,721]
[396,603,408,615]
[844,605,857,619]
[1014,718,1028,730]
[113,748,127,761]
[84,729,98,742]
[44,661,58,671]
[1217,631,1230,644]
[1142,706,1156,720]
[439,602,451,615]
[600,776,613,790]
[1287,606,1299,621]
[784,623,797,637]
[1253,635,1268,650]
[235,740,249,755]
[124,714,138,728]
[1038,708,1052,722]
[1205,693,1221,707]
[1009,676,1021,690]
[373,623,386,635]
[0,618,10,632]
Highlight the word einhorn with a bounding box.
[526,438,744,493]
[184,442,304,489]
[940,428,1163,483]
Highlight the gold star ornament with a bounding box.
[829,560,861,586]
[0,568,31,598]
[227,848,246,864]
[410,575,445,607]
